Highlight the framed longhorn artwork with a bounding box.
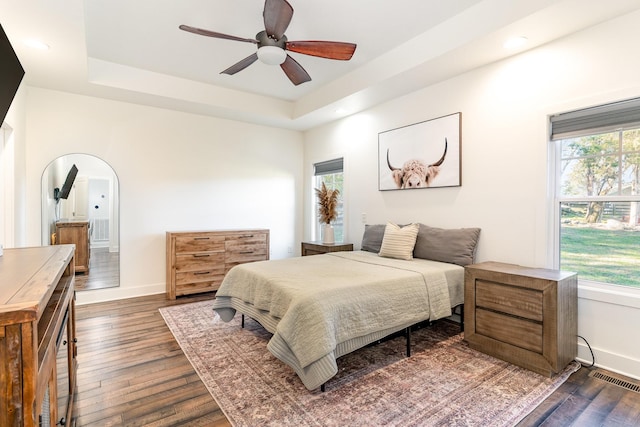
[378,112,461,191]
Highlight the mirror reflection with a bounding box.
[41,154,119,291]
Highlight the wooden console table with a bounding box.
[464,261,577,376]
[0,245,78,426]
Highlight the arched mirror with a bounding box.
[41,154,119,291]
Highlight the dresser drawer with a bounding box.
[475,280,543,321]
[226,232,267,249]
[226,233,268,260]
[175,252,225,272]
[225,254,268,272]
[175,235,224,253]
[176,266,225,284]
[476,308,543,353]
[175,280,222,295]
[225,245,268,259]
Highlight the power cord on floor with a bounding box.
[577,335,595,368]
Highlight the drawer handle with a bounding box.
[194,237,210,240]
[239,251,254,254]
[239,234,254,238]
[194,271,211,275]
[193,254,210,258]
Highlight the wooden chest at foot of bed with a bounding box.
[166,229,269,299]
[464,261,577,377]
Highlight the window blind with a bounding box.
[550,97,640,140]
[314,158,343,176]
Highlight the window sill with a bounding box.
[578,280,640,309]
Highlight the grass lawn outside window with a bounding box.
[560,224,640,288]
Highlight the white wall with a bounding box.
[304,10,640,379]
[24,88,304,304]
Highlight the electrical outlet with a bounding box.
[287,246,292,254]
[361,213,367,223]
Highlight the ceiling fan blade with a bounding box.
[221,53,259,75]
[263,0,293,40]
[280,55,311,86]
[179,25,258,44]
[286,41,356,60]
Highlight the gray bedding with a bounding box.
[212,250,464,390]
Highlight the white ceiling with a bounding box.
[2,0,640,130]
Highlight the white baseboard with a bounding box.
[578,341,640,380]
[75,283,165,305]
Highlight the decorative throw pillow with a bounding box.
[413,224,481,266]
[378,222,419,260]
[361,224,387,253]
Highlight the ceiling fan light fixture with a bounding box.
[257,46,286,65]
[180,0,355,85]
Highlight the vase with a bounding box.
[322,224,335,244]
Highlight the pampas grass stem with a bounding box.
[315,182,340,224]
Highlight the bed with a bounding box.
[211,223,480,390]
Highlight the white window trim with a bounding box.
[309,154,347,243]
[312,172,345,242]
[579,280,640,310]
[548,126,640,300]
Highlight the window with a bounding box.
[313,158,344,242]
[550,99,640,288]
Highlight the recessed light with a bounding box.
[335,108,347,115]
[503,36,528,50]
[24,39,50,50]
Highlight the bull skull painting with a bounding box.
[387,139,448,189]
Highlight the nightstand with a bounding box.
[301,241,353,256]
[464,261,577,376]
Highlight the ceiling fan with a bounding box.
[179,0,357,86]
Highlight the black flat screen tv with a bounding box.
[0,23,25,125]
[56,164,79,201]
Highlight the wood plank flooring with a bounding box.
[74,293,229,426]
[74,294,640,426]
[74,247,120,291]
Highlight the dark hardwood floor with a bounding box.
[74,247,119,291]
[518,367,640,426]
[74,293,229,426]
[74,294,640,426]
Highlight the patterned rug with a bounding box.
[159,300,580,427]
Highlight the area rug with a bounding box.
[159,300,580,427]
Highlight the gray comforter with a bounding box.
[212,251,458,390]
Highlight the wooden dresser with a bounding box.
[166,229,269,299]
[56,220,90,273]
[0,245,77,426]
[464,261,577,376]
[301,241,353,256]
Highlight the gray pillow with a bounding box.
[361,224,386,253]
[413,224,480,266]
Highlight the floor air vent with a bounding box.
[589,369,640,393]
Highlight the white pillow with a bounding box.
[378,222,419,260]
